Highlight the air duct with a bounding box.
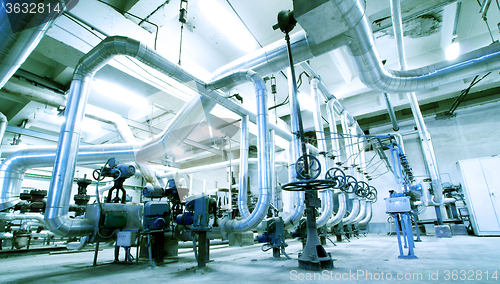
[0,0,72,89]
[206,70,271,234]
[212,0,500,96]
[211,31,352,85]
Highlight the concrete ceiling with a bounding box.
[2,0,500,168]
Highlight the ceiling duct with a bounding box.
[0,0,76,89]
[214,0,500,95]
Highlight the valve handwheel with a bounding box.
[342,175,358,193]
[296,154,321,180]
[367,186,378,202]
[355,181,371,198]
[325,168,346,188]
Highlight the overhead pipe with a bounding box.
[209,0,500,97]
[0,112,7,155]
[211,31,352,89]
[206,70,271,235]
[0,0,72,89]
[311,78,333,227]
[0,143,138,212]
[1,79,159,186]
[0,232,13,240]
[389,0,444,211]
[238,115,250,219]
[158,158,287,178]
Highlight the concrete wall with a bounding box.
[365,100,500,232]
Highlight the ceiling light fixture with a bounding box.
[446,41,460,60]
[92,79,150,108]
[199,0,257,53]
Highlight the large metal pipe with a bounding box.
[211,0,500,96]
[0,212,45,224]
[2,79,159,185]
[44,36,221,237]
[325,100,347,227]
[0,143,138,212]
[238,115,250,219]
[0,0,72,89]
[327,192,347,227]
[158,158,287,178]
[351,199,367,224]
[342,197,360,225]
[208,70,270,234]
[269,129,277,213]
[282,68,306,229]
[311,78,332,227]
[211,31,352,85]
[384,93,400,131]
[0,112,7,156]
[283,142,305,229]
[358,201,373,225]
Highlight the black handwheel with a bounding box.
[342,175,358,193]
[296,155,321,180]
[367,186,378,202]
[355,181,370,198]
[325,168,346,189]
[92,168,104,181]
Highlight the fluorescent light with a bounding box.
[298,92,315,111]
[446,42,460,60]
[199,0,257,52]
[92,79,150,108]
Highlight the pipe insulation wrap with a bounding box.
[311,78,333,227]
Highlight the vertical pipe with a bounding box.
[0,113,7,156]
[311,78,332,227]
[238,115,250,219]
[284,142,305,229]
[283,68,306,229]
[269,129,277,213]
[383,93,400,131]
[390,0,444,218]
[326,100,347,227]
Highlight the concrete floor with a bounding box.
[0,234,498,283]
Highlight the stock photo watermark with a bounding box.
[290,269,499,281]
